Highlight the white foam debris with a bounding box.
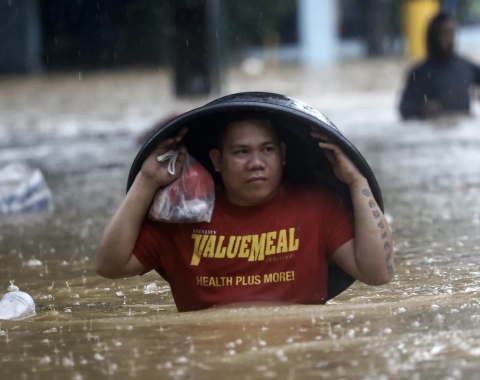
[263,371,277,377]
[143,283,157,294]
[39,356,52,364]
[23,259,43,267]
[7,281,19,292]
[94,353,105,361]
[116,291,125,297]
[430,344,445,355]
[175,356,189,363]
[312,361,329,369]
[62,356,75,366]
[276,350,288,362]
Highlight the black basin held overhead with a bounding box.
[128,92,384,301]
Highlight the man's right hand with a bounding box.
[95,127,188,279]
[139,127,188,189]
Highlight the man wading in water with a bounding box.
[95,118,394,312]
[399,12,480,120]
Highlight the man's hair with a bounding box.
[427,11,454,59]
[213,112,281,151]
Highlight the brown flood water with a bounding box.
[2,64,480,379]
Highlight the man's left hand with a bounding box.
[311,131,364,186]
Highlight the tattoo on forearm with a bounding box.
[364,189,391,261]
[362,189,372,197]
[386,251,393,274]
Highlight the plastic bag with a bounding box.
[0,291,36,321]
[148,151,215,223]
[0,163,54,216]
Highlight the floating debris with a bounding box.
[7,281,19,292]
[143,283,158,294]
[0,291,36,320]
[23,259,43,267]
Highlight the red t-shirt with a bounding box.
[133,183,354,312]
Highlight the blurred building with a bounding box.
[1,0,479,75]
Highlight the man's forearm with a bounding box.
[349,178,394,284]
[95,174,158,276]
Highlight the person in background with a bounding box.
[399,12,480,120]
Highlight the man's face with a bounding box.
[209,119,286,206]
[438,20,455,57]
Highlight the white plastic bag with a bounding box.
[0,291,36,321]
[0,163,54,216]
[148,151,215,223]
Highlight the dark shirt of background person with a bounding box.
[399,12,480,120]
